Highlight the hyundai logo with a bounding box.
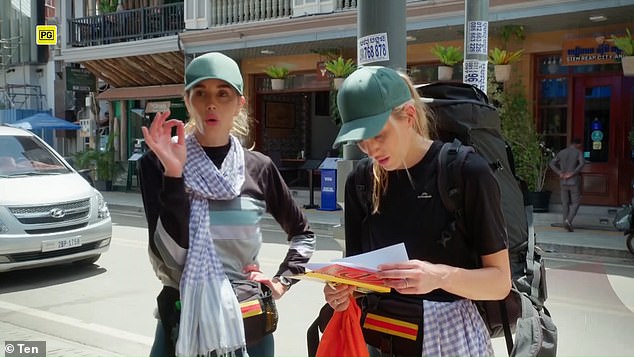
[49,208,65,218]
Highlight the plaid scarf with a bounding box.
[176,134,247,357]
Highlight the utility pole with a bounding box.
[335,0,407,232]
[341,0,407,160]
[463,0,489,92]
[357,0,407,71]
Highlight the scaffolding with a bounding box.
[3,84,47,110]
[1,23,46,110]
[0,21,18,106]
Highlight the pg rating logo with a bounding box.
[36,25,57,45]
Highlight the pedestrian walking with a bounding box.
[322,66,511,356]
[549,138,585,232]
[138,52,315,357]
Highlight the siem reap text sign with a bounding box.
[562,38,623,66]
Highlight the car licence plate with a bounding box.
[42,237,82,252]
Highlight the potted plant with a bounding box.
[74,135,119,191]
[611,28,634,76]
[489,48,524,82]
[264,65,290,90]
[490,77,554,211]
[430,44,463,80]
[325,57,356,89]
[99,0,118,13]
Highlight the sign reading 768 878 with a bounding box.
[358,32,390,66]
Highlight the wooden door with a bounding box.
[618,77,634,205]
[572,76,621,206]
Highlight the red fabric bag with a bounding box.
[316,296,369,357]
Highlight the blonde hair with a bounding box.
[183,89,251,141]
[370,72,434,214]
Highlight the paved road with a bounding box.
[1,208,633,356]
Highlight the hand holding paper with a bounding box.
[296,243,409,293]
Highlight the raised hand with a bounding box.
[141,111,186,177]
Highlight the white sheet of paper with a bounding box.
[304,243,409,272]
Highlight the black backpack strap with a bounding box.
[500,299,513,354]
[306,317,320,357]
[437,139,514,355]
[354,157,373,252]
[437,139,472,218]
[437,141,455,213]
[354,157,372,218]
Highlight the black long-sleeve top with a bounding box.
[139,144,315,289]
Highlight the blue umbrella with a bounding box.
[9,113,81,131]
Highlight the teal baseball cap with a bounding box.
[184,52,243,95]
[332,66,412,148]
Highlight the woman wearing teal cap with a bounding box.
[323,66,510,356]
[139,52,315,357]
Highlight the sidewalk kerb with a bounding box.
[539,242,633,260]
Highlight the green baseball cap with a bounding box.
[184,52,243,95]
[332,66,412,148]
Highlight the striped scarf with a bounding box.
[176,134,247,357]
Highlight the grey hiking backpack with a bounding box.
[307,82,557,357]
[436,139,556,356]
[418,82,556,355]
[417,81,529,277]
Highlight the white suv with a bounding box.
[0,125,112,272]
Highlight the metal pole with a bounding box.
[343,0,407,160]
[463,0,489,92]
[335,0,408,221]
[357,0,407,71]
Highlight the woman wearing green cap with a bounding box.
[139,52,315,357]
[322,66,510,356]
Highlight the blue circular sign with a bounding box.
[591,130,603,142]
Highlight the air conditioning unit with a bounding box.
[292,0,334,16]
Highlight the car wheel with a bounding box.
[74,255,101,266]
[627,233,634,256]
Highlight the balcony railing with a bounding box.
[67,1,364,47]
[206,0,357,27]
[68,2,184,47]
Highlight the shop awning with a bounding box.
[97,84,184,101]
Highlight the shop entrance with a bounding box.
[572,76,622,205]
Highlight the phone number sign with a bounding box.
[358,33,390,66]
[463,59,488,92]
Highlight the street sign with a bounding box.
[145,101,171,113]
[358,32,389,66]
[463,59,487,92]
[466,21,488,55]
[66,67,96,92]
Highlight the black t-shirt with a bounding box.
[344,141,508,301]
